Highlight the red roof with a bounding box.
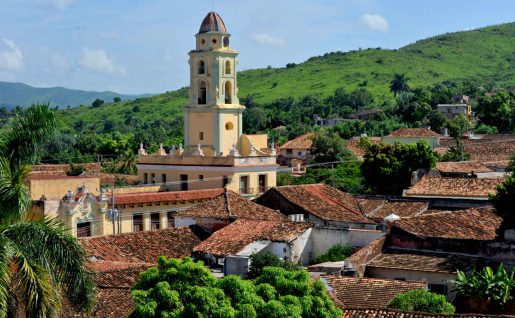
[279,132,315,150]
[175,190,286,221]
[80,227,200,263]
[113,188,224,205]
[386,128,442,138]
[194,219,313,257]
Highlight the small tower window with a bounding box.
[198,60,205,74]
[198,80,207,104]
[225,61,231,75]
[225,81,232,104]
[225,122,234,130]
[199,132,204,140]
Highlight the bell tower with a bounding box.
[184,12,244,156]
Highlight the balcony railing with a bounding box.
[239,187,254,195]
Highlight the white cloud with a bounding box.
[360,14,389,32]
[251,33,285,47]
[51,53,69,70]
[50,0,74,10]
[78,48,126,76]
[0,39,25,71]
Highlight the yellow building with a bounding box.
[137,12,277,197]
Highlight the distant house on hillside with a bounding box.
[383,128,443,147]
[348,108,383,120]
[313,114,346,127]
[277,132,314,166]
[437,103,473,121]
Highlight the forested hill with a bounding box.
[44,21,514,162]
[0,81,146,108]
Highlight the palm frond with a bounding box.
[14,251,59,318]
[0,157,31,222]
[0,239,10,318]
[0,102,58,166]
[4,217,96,312]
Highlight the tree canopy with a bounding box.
[387,289,455,314]
[361,141,438,195]
[130,257,342,318]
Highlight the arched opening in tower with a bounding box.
[198,80,207,104]
[198,60,205,74]
[225,60,231,75]
[225,81,232,104]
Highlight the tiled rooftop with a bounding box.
[385,128,442,138]
[436,161,494,174]
[392,207,501,241]
[466,139,515,162]
[113,188,224,205]
[342,308,513,318]
[60,288,134,318]
[193,219,313,257]
[279,132,315,149]
[366,248,478,273]
[324,276,426,309]
[175,190,285,221]
[405,176,503,199]
[80,227,200,263]
[357,198,429,221]
[259,184,374,224]
[94,263,152,288]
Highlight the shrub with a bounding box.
[66,163,85,176]
[315,244,354,264]
[387,289,455,314]
[248,252,300,278]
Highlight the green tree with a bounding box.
[315,244,354,264]
[389,73,410,97]
[476,91,514,133]
[310,130,347,163]
[440,139,470,162]
[66,163,86,176]
[387,289,455,314]
[131,257,342,318]
[447,114,470,138]
[91,98,104,108]
[248,253,299,279]
[113,97,122,103]
[427,109,447,133]
[0,103,95,317]
[490,175,515,236]
[361,141,438,195]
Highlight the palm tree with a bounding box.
[0,103,95,317]
[389,73,410,97]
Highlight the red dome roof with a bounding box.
[199,12,227,33]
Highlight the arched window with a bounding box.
[225,81,232,104]
[198,60,205,74]
[198,80,207,104]
[225,60,231,75]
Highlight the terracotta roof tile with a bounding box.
[113,188,224,205]
[358,198,429,221]
[342,308,513,317]
[436,161,494,173]
[263,184,374,224]
[405,176,504,198]
[175,190,285,221]
[324,276,426,308]
[367,248,479,273]
[60,288,134,318]
[193,219,313,257]
[465,139,515,162]
[80,227,200,263]
[385,128,442,138]
[392,207,501,241]
[279,132,315,150]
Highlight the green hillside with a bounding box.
[0,81,147,108]
[60,22,514,126]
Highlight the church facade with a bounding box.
[137,12,277,197]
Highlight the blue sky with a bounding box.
[0,0,513,94]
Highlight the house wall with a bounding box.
[311,227,384,259]
[346,237,386,276]
[365,267,456,299]
[290,228,313,265]
[224,256,251,276]
[28,177,100,200]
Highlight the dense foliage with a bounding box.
[361,141,438,195]
[452,264,515,308]
[490,175,515,235]
[0,104,95,317]
[248,253,300,279]
[131,257,342,318]
[475,91,515,133]
[387,289,455,314]
[314,244,354,264]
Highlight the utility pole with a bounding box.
[109,183,118,235]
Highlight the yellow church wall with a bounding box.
[220,112,241,155]
[188,111,215,155]
[28,177,100,200]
